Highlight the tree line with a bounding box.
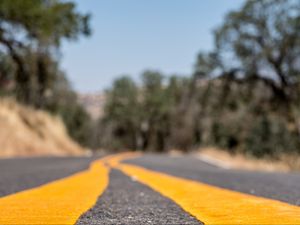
[1,0,300,158]
[98,0,300,158]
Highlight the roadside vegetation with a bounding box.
[0,0,299,167]
[0,0,93,147]
[98,0,300,166]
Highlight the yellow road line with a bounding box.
[116,163,300,225]
[3,152,298,225]
[0,158,109,225]
[105,151,141,168]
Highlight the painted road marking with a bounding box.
[105,152,141,168]
[0,158,109,225]
[114,162,300,225]
[2,152,300,225]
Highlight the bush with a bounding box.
[245,116,299,158]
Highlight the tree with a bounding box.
[141,71,169,151]
[166,76,197,151]
[213,0,300,106]
[46,72,93,147]
[0,0,90,105]
[0,53,15,94]
[103,76,140,150]
[96,0,300,157]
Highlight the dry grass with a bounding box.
[196,147,300,172]
[0,98,84,158]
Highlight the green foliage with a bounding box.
[0,53,15,96]
[101,72,179,151]
[102,76,140,150]
[0,0,92,147]
[59,102,92,147]
[44,73,93,147]
[245,116,299,157]
[214,0,300,105]
[95,0,300,157]
[0,0,91,105]
[0,0,90,45]
[141,71,171,151]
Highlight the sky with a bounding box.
[61,0,245,93]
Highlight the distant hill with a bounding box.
[78,92,106,120]
[0,98,84,157]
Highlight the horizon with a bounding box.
[61,0,245,93]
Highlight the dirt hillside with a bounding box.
[0,98,84,157]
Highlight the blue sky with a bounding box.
[61,0,245,93]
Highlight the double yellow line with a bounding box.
[0,157,109,225]
[0,153,300,225]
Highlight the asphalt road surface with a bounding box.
[0,156,96,197]
[0,153,300,224]
[125,154,300,206]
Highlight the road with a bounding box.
[0,153,300,224]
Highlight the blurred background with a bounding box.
[0,0,300,170]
